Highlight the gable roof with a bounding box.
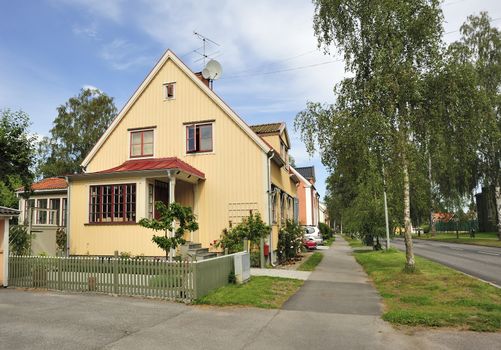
[296,166,315,181]
[81,50,271,168]
[250,123,284,134]
[93,157,205,179]
[290,166,313,188]
[250,122,291,148]
[17,177,68,193]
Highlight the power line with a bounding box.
[222,59,342,80]
[444,17,501,35]
[442,0,467,7]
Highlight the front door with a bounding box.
[154,180,169,219]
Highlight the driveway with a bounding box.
[1,237,501,349]
[391,237,501,287]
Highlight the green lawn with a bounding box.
[342,235,365,248]
[353,248,501,331]
[194,276,303,309]
[413,232,501,248]
[298,252,323,271]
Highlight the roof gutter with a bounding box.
[266,150,275,267]
[67,168,205,181]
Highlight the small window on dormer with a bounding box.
[164,82,175,100]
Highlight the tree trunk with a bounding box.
[428,152,435,236]
[495,183,501,241]
[403,155,415,271]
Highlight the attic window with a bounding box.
[130,129,154,158]
[164,82,175,100]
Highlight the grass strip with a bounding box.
[298,252,323,271]
[352,247,501,331]
[342,235,365,248]
[194,276,303,309]
[324,237,335,246]
[413,232,501,248]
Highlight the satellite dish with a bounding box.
[202,68,211,79]
[204,59,223,80]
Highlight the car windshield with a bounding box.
[306,227,316,234]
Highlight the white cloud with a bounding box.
[72,22,99,39]
[100,39,153,70]
[53,0,124,23]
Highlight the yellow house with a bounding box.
[67,50,298,260]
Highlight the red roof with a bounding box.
[94,157,205,179]
[18,177,68,192]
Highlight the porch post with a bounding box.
[168,173,176,261]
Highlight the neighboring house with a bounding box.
[66,49,298,259]
[292,166,320,227]
[319,202,329,226]
[1,206,20,286]
[17,177,68,255]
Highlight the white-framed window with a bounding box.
[164,82,176,100]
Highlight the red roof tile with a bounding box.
[94,157,205,179]
[19,177,68,192]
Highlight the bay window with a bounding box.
[89,184,136,223]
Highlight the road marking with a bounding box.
[477,251,500,256]
[449,247,464,251]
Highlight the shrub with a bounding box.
[250,252,261,267]
[215,212,270,254]
[56,227,66,253]
[228,271,237,284]
[9,224,32,255]
[319,223,334,240]
[277,220,303,264]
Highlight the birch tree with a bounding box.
[297,0,444,271]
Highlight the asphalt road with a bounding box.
[2,238,501,349]
[391,237,501,287]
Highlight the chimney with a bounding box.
[195,72,211,88]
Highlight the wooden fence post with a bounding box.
[113,251,118,294]
[58,257,62,290]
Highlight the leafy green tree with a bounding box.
[0,109,35,206]
[37,88,117,177]
[139,202,198,260]
[455,13,501,239]
[296,0,445,271]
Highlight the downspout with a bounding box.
[65,176,71,257]
[267,150,276,266]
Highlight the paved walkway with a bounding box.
[2,236,501,349]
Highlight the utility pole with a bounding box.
[383,166,390,250]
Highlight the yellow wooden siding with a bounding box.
[70,58,269,255]
[270,161,297,251]
[261,135,280,153]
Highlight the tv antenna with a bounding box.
[193,31,220,65]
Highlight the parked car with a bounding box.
[303,237,317,250]
[303,226,323,245]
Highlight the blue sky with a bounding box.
[1,0,500,199]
